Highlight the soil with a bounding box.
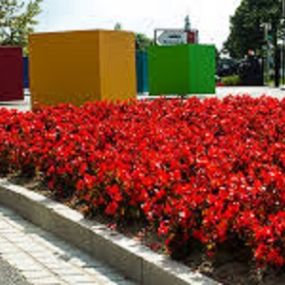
[7,174,285,285]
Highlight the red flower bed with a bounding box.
[1,96,285,268]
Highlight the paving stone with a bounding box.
[0,256,31,285]
[0,205,135,285]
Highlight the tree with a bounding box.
[224,2,260,58]
[184,15,191,31]
[0,0,42,51]
[114,22,122,31]
[135,33,153,51]
[113,23,152,51]
[224,0,282,58]
[224,0,283,86]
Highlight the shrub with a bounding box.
[221,75,240,86]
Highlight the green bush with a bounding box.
[221,75,240,86]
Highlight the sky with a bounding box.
[36,0,242,50]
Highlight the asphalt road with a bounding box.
[0,256,30,285]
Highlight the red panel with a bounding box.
[0,47,24,101]
[187,31,198,44]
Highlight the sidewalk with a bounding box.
[0,87,284,112]
[0,256,30,285]
[0,205,134,285]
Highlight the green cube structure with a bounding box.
[148,44,216,95]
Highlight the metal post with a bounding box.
[260,23,266,84]
[154,29,158,46]
[281,0,285,86]
[264,23,270,85]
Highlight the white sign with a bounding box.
[157,30,187,46]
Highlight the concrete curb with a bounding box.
[0,178,219,285]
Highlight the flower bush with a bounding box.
[1,95,285,267]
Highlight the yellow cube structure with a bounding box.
[29,30,136,109]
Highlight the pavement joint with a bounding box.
[0,205,135,285]
[0,178,219,285]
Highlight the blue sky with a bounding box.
[35,0,241,49]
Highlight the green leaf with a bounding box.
[0,0,42,54]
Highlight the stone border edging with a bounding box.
[0,178,219,285]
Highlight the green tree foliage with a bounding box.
[0,0,42,49]
[114,22,122,31]
[112,23,152,51]
[224,0,282,59]
[135,33,153,51]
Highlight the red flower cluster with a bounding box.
[1,95,285,267]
